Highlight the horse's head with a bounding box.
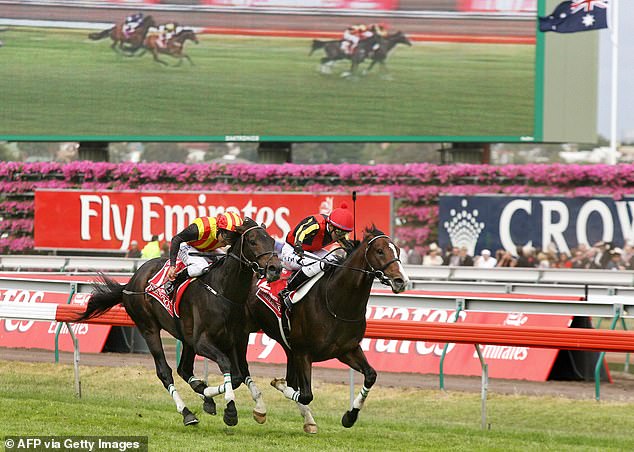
[232,217,281,283]
[362,226,409,293]
[178,29,198,44]
[392,31,412,46]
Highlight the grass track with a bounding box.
[1,361,633,451]
[0,28,535,139]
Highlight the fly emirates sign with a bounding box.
[34,190,392,251]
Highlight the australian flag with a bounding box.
[539,0,608,33]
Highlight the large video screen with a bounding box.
[0,1,595,142]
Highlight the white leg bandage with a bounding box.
[168,384,186,413]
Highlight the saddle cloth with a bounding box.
[146,259,194,318]
[255,269,325,320]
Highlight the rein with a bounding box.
[324,234,401,322]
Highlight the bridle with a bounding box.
[227,224,277,279]
[364,234,400,286]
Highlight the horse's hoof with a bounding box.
[182,407,199,426]
[203,397,217,415]
[223,400,238,427]
[253,410,266,424]
[341,408,359,428]
[303,423,318,434]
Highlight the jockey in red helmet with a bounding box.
[278,202,354,311]
[341,23,374,55]
[166,212,243,296]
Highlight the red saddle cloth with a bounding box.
[255,269,292,319]
[146,260,194,318]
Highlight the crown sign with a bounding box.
[443,199,484,256]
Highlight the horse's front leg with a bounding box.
[196,338,239,426]
[176,342,217,416]
[271,352,317,433]
[234,331,266,424]
[337,345,377,428]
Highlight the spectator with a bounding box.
[536,252,550,268]
[496,250,516,267]
[161,241,171,258]
[141,235,162,259]
[422,243,444,266]
[444,246,461,266]
[458,246,474,266]
[126,240,142,258]
[570,248,589,269]
[605,248,625,271]
[516,245,537,268]
[408,246,423,265]
[555,252,572,268]
[591,241,612,269]
[474,249,497,268]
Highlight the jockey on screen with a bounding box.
[123,12,144,37]
[165,212,243,297]
[277,202,354,310]
[157,22,179,47]
[341,22,387,55]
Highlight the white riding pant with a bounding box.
[177,243,209,277]
[279,242,343,277]
[343,31,359,48]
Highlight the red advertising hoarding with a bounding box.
[246,307,573,381]
[34,190,392,252]
[0,289,112,353]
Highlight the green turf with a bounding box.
[0,28,535,140]
[1,360,633,451]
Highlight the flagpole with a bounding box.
[609,0,619,164]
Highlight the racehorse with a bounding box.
[310,31,411,78]
[140,29,199,66]
[88,15,156,54]
[74,218,281,427]
[363,31,412,77]
[237,226,409,433]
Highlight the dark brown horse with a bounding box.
[140,29,199,66]
[89,15,156,54]
[237,226,409,433]
[75,218,281,427]
[310,31,411,78]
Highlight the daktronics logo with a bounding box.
[1,289,45,333]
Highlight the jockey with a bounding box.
[165,212,243,296]
[278,202,354,310]
[341,23,374,55]
[158,22,178,47]
[123,12,144,36]
[368,22,388,37]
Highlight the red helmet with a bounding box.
[328,202,354,232]
[216,212,243,232]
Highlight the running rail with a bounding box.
[2,302,633,352]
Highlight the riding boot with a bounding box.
[279,270,311,312]
[165,270,189,299]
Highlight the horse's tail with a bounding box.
[88,27,114,40]
[74,274,125,322]
[309,39,326,56]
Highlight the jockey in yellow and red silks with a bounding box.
[166,212,243,294]
[341,22,388,55]
[278,203,354,309]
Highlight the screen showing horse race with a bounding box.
[0,0,598,142]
